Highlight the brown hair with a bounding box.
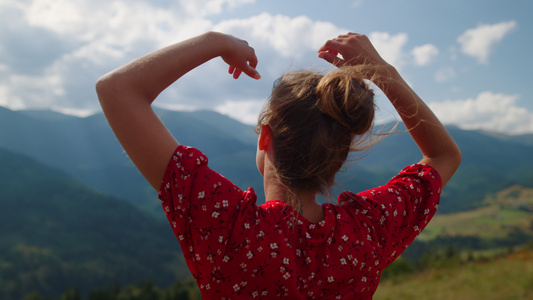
[256,66,378,208]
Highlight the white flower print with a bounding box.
[247,251,253,259]
[212,211,220,218]
[198,191,205,199]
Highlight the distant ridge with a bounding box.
[1,107,532,214]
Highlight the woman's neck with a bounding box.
[263,173,325,223]
[261,149,325,223]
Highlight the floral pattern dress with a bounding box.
[159,145,441,299]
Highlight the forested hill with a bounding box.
[0,147,188,300]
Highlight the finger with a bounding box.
[228,66,235,74]
[233,69,243,79]
[248,55,258,70]
[242,66,261,80]
[317,39,343,53]
[318,51,345,67]
[245,57,261,80]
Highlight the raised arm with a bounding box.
[318,33,461,187]
[96,32,260,190]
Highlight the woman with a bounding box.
[96,31,461,299]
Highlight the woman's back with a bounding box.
[159,145,441,299]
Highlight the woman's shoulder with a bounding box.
[336,163,441,206]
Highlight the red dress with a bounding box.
[159,145,441,299]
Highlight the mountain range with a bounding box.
[1,106,532,214]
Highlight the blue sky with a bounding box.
[1,0,531,134]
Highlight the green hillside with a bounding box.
[0,148,188,300]
[375,247,533,300]
[418,185,533,248]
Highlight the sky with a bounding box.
[1,0,532,134]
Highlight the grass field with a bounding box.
[418,186,533,241]
[375,248,533,300]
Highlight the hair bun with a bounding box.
[315,66,375,135]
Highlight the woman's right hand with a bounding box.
[214,32,261,80]
[317,33,390,68]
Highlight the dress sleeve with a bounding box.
[157,145,252,277]
[339,164,441,266]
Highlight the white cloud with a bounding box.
[457,20,517,64]
[351,0,364,8]
[0,0,352,115]
[434,67,456,83]
[0,0,429,127]
[182,0,255,17]
[369,32,408,70]
[428,91,533,134]
[214,99,265,125]
[412,44,439,66]
[214,13,346,58]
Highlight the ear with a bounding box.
[258,125,271,151]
